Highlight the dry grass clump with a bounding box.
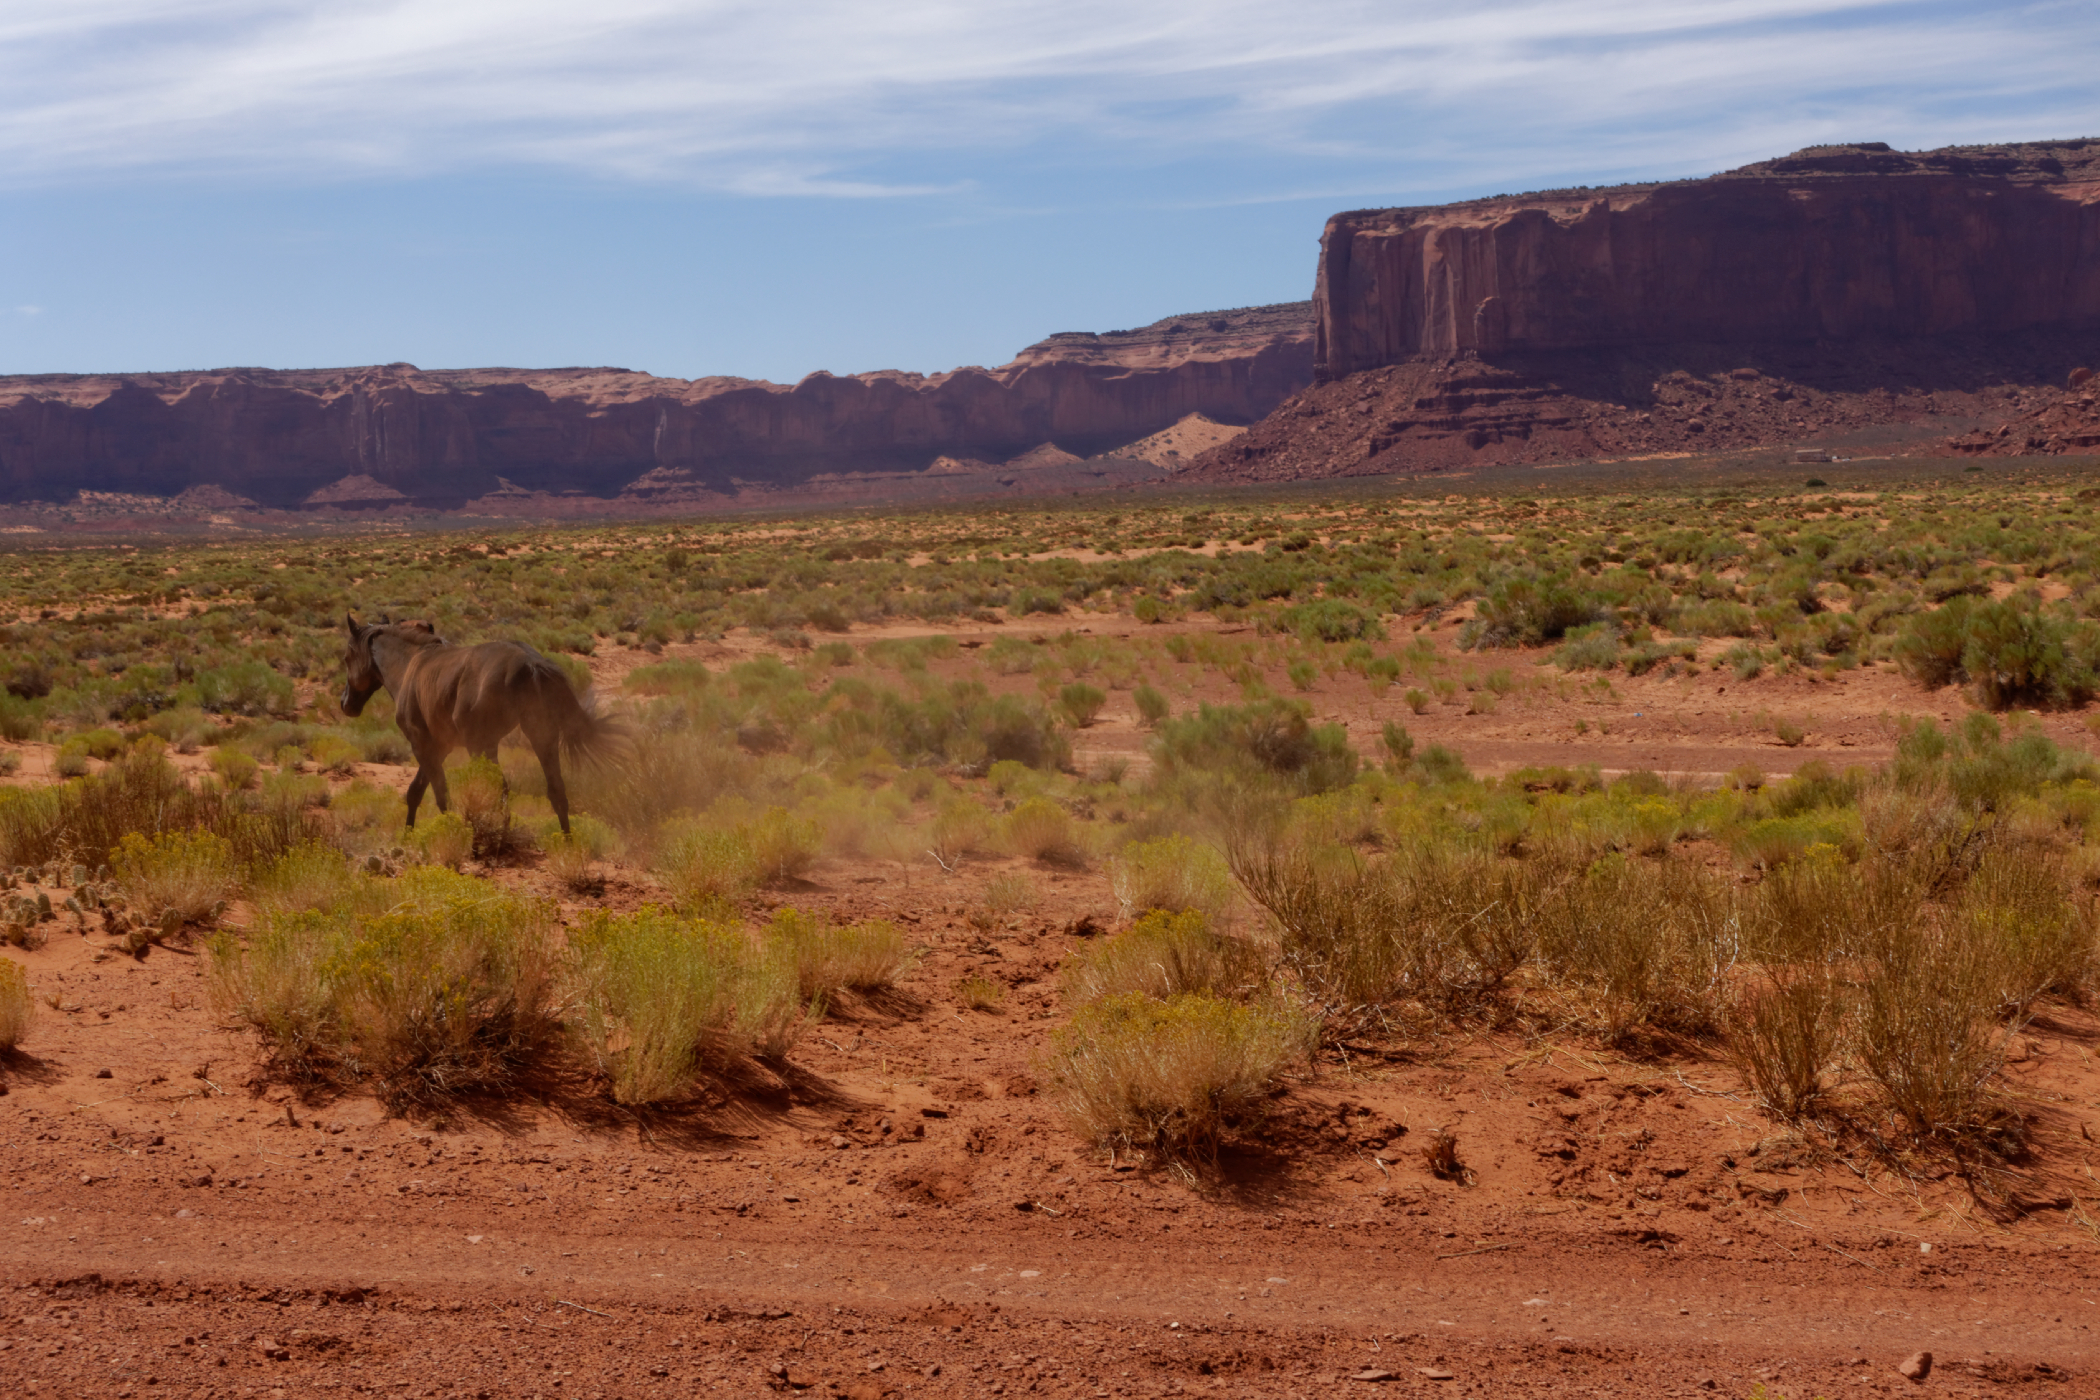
[111,829,239,926]
[1230,839,1537,1014]
[763,907,919,999]
[0,747,311,872]
[0,956,32,1049]
[1529,855,1732,1041]
[541,814,617,890]
[927,802,989,866]
[408,811,475,870]
[953,972,1005,1010]
[567,906,796,1103]
[1856,919,2017,1145]
[656,808,821,909]
[1724,966,1846,1121]
[1109,833,1235,925]
[1047,992,1314,1162]
[209,867,561,1107]
[1955,845,2096,1015]
[1062,909,1259,1004]
[248,841,379,919]
[452,757,520,857]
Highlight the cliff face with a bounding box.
[1314,141,2100,378]
[1190,141,2100,482]
[0,303,1312,507]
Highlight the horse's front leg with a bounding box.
[404,765,430,829]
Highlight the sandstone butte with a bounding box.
[1190,139,2100,482]
[0,302,1311,510]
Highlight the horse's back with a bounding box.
[398,640,571,746]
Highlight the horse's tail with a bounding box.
[540,661,628,769]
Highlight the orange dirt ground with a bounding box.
[5,617,2099,1399]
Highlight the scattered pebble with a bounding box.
[1899,1351,1933,1382]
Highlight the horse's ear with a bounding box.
[345,613,361,634]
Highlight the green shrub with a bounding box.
[987,758,1034,796]
[1004,796,1085,865]
[1133,684,1170,727]
[1047,992,1313,1161]
[67,727,126,760]
[657,821,761,908]
[195,661,297,717]
[1463,575,1602,649]
[1062,909,1258,1003]
[1152,698,1358,795]
[0,694,40,742]
[1057,681,1107,728]
[566,907,764,1103]
[210,747,259,790]
[306,733,362,776]
[209,867,560,1106]
[1279,599,1383,643]
[1896,597,2097,709]
[747,808,822,883]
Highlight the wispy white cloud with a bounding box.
[0,2,2093,195]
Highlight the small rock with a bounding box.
[174,1209,195,1219]
[831,1135,850,1150]
[1899,1351,1933,1383]
[1349,1370,1395,1383]
[1919,1241,1933,1255]
[1415,1368,1456,1381]
[257,1338,290,1361]
[92,1068,113,1079]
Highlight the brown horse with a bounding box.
[339,615,621,835]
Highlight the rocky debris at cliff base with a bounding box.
[1946,373,2100,456]
[1187,333,2100,483]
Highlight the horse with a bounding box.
[338,614,621,835]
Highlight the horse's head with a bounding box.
[340,614,384,716]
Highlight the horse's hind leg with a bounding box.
[534,738,571,835]
[407,747,453,826]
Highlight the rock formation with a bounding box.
[0,303,1311,508]
[1194,141,2100,481]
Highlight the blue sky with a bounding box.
[3,1,2095,383]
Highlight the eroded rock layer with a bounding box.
[0,303,1312,507]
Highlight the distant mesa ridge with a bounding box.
[1313,140,2100,377]
[1190,139,2100,482]
[0,303,1313,508]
